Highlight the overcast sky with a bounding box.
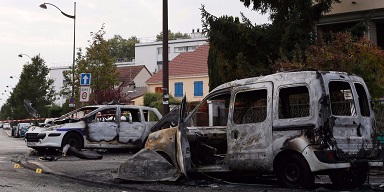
[0,0,270,102]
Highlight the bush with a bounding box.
[143,92,182,113]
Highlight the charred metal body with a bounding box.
[25,105,162,151]
[116,71,383,189]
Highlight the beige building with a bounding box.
[317,0,384,48]
[146,44,209,102]
[116,65,152,106]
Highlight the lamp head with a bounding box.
[18,54,23,58]
[39,3,47,9]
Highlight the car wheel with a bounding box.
[329,166,368,188]
[277,153,314,188]
[62,132,83,150]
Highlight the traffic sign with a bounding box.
[80,73,91,86]
[80,86,91,102]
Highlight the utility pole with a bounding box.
[162,0,169,115]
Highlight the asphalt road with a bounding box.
[1,128,384,192]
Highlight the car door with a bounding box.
[118,107,146,144]
[87,107,118,142]
[227,82,273,171]
[326,78,374,157]
[175,96,190,176]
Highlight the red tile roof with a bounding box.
[146,44,209,84]
[116,65,151,87]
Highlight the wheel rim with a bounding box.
[67,137,80,149]
[284,162,301,183]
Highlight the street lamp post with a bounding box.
[40,2,76,107]
[18,53,32,59]
[10,76,20,80]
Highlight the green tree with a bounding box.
[156,30,191,41]
[274,32,384,98]
[2,55,55,120]
[62,24,121,106]
[202,1,340,87]
[108,35,140,61]
[143,92,181,112]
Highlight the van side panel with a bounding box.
[227,82,274,171]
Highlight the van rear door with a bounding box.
[327,78,375,158]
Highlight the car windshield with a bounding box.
[57,106,100,120]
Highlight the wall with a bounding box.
[135,37,208,73]
[147,75,209,102]
[326,0,384,15]
[133,68,152,87]
[49,66,70,106]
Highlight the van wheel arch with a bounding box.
[274,150,314,188]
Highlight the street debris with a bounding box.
[112,148,180,182]
[38,144,103,161]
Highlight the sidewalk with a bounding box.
[2,128,130,184]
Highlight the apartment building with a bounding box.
[317,0,384,48]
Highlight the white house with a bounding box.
[135,31,208,73]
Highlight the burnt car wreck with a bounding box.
[114,70,383,188]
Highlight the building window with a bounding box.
[174,46,198,53]
[174,82,183,97]
[155,87,162,93]
[157,47,170,55]
[194,81,203,96]
[174,47,187,53]
[187,46,197,52]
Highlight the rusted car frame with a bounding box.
[115,71,383,188]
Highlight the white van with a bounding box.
[115,70,383,188]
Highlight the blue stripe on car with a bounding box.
[56,128,85,135]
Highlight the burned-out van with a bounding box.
[115,71,383,188]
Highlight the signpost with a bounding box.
[79,86,90,102]
[78,73,91,104]
[80,73,91,86]
[69,97,75,108]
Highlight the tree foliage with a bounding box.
[156,30,191,41]
[274,32,384,98]
[108,35,139,61]
[143,92,181,112]
[202,0,340,87]
[62,24,122,106]
[89,87,130,105]
[0,55,55,120]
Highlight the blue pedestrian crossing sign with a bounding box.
[80,73,91,86]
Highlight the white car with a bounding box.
[25,105,162,152]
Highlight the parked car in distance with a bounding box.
[18,123,32,138]
[3,122,11,130]
[25,104,162,152]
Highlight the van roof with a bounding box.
[211,70,354,92]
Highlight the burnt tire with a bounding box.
[329,166,368,188]
[62,132,83,150]
[277,154,314,188]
